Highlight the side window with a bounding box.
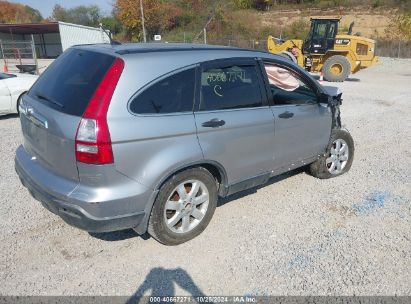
[264,63,317,105]
[129,68,195,114]
[327,23,336,39]
[199,65,263,111]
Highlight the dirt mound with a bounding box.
[259,6,394,39]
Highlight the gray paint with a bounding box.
[20,94,80,183]
[270,104,331,167]
[16,43,336,233]
[195,107,276,184]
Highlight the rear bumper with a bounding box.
[15,145,154,233]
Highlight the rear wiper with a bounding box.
[36,93,64,108]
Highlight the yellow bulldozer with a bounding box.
[267,17,379,82]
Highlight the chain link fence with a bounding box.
[375,40,411,59]
[187,37,411,58]
[0,38,38,74]
[207,38,268,51]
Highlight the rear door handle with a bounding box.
[202,118,226,128]
[278,111,294,119]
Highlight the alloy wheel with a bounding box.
[326,138,349,174]
[163,180,210,234]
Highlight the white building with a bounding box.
[0,22,111,73]
[0,21,111,58]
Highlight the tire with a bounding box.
[309,129,354,179]
[322,55,351,82]
[147,167,218,245]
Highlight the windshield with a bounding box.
[0,73,17,80]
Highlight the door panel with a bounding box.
[261,61,332,169]
[271,104,331,168]
[0,80,11,112]
[195,108,275,183]
[195,60,275,184]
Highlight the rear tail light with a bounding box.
[75,57,124,164]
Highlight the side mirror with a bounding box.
[318,92,331,105]
[318,92,342,106]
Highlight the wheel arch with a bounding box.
[16,91,27,112]
[323,50,349,59]
[153,160,228,195]
[133,160,228,235]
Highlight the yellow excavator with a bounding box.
[267,17,379,82]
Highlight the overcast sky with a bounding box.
[8,0,114,19]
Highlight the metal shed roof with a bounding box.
[0,22,60,34]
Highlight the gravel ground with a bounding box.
[0,58,410,297]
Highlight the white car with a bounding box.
[0,72,38,115]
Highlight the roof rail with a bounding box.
[115,46,265,55]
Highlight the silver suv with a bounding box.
[15,44,354,245]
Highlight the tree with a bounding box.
[385,9,411,40]
[101,16,123,35]
[51,4,101,27]
[0,0,43,23]
[50,4,68,22]
[24,5,42,22]
[115,0,184,41]
[397,11,411,39]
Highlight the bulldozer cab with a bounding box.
[302,18,340,55]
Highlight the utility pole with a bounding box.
[203,17,213,44]
[140,0,147,43]
[203,28,207,44]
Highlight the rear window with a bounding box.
[28,48,115,116]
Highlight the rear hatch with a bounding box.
[20,48,116,183]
